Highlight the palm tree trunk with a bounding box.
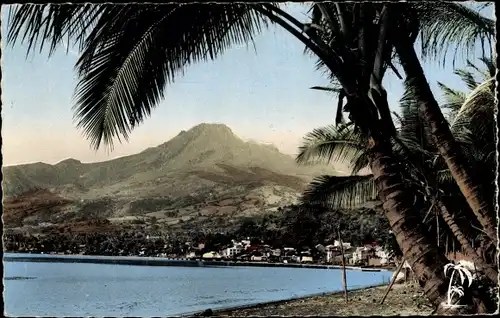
[370,139,490,313]
[435,199,498,283]
[368,138,449,307]
[394,40,497,247]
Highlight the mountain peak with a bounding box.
[56,158,82,165]
[190,123,234,134]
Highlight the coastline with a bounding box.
[182,283,385,317]
[3,253,392,272]
[5,252,404,316]
[206,283,433,316]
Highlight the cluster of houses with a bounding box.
[177,238,393,267]
[322,240,392,266]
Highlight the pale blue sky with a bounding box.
[1,3,493,165]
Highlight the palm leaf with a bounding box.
[417,2,495,67]
[71,4,267,150]
[437,82,468,117]
[397,78,436,158]
[436,169,455,187]
[7,4,105,57]
[466,57,496,82]
[350,149,371,175]
[309,86,342,94]
[8,4,268,150]
[453,69,480,90]
[301,174,378,209]
[477,57,496,78]
[451,77,495,133]
[296,124,368,166]
[309,85,345,125]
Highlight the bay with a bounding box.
[4,253,392,316]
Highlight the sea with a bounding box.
[4,253,393,316]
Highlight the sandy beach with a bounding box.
[212,283,433,316]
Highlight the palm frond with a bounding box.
[296,124,368,166]
[393,135,434,159]
[302,2,339,66]
[309,85,346,125]
[8,4,268,150]
[350,149,371,175]
[301,174,377,209]
[437,82,468,116]
[397,78,436,155]
[466,57,496,81]
[477,56,496,78]
[309,85,342,94]
[69,4,267,150]
[416,2,495,67]
[436,169,455,187]
[7,4,105,57]
[453,69,479,90]
[391,111,403,128]
[451,77,495,131]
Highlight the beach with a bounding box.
[213,283,433,316]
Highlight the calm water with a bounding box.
[4,253,392,316]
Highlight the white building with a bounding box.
[241,238,251,248]
[221,244,244,258]
[202,251,221,259]
[374,247,390,264]
[186,251,197,259]
[271,248,281,257]
[326,249,338,263]
[352,246,374,264]
[326,244,351,263]
[333,240,352,249]
[250,255,263,261]
[300,256,313,263]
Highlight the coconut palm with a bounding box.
[6,2,494,311]
[305,2,497,245]
[297,60,497,284]
[390,4,497,246]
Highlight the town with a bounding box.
[4,231,395,268]
[171,238,394,268]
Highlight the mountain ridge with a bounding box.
[3,123,338,232]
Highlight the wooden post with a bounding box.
[445,234,449,255]
[436,211,440,247]
[380,259,405,305]
[338,227,348,303]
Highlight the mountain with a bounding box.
[3,123,339,232]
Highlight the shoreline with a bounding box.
[207,283,433,316]
[4,253,392,272]
[183,283,386,317]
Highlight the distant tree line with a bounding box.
[4,204,399,257]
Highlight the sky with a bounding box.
[1,3,494,166]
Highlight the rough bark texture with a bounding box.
[436,200,498,283]
[394,40,498,247]
[369,139,449,307]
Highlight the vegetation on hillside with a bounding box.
[4,203,397,258]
